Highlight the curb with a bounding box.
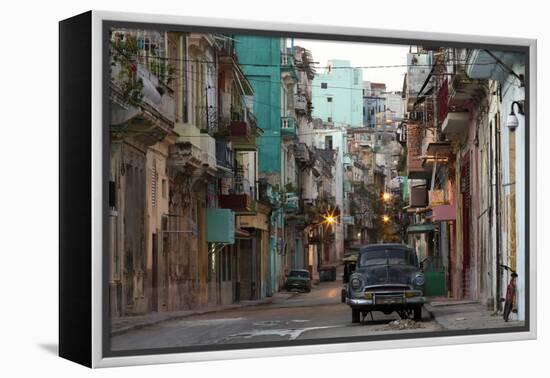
[110,297,275,337]
[423,303,436,321]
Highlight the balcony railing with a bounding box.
[228,121,250,138]
[227,121,258,151]
[281,117,297,139]
[219,194,252,213]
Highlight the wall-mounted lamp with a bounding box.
[506,101,525,132]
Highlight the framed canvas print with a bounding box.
[59,10,537,368]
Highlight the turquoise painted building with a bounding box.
[312,60,363,128]
[235,35,285,296]
[235,36,282,175]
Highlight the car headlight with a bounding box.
[350,277,362,290]
[414,273,425,286]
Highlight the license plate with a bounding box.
[376,296,403,305]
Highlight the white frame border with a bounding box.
[90,10,537,368]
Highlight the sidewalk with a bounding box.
[111,291,293,336]
[424,298,525,330]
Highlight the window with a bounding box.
[325,136,333,150]
[327,117,332,123]
[109,180,116,208]
[327,97,333,103]
[321,82,328,89]
[162,179,167,199]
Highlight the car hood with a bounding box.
[356,264,417,286]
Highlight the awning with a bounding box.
[407,223,435,234]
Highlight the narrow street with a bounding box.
[105,28,528,354]
[111,277,439,351]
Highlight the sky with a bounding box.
[294,39,410,92]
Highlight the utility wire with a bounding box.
[113,50,518,70]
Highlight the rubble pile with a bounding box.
[385,319,423,330]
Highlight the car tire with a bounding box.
[352,309,360,323]
[413,306,422,321]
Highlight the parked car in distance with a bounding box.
[284,269,312,292]
[345,244,425,324]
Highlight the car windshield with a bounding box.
[359,248,416,267]
[289,270,309,278]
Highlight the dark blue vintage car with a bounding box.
[345,244,425,324]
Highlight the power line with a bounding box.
[113,51,517,70]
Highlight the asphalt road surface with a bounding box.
[111,280,441,351]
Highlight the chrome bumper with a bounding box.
[346,295,424,306]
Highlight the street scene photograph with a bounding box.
[107,27,527,353]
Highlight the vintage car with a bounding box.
[345,243,425,323]
[284,269,312,292]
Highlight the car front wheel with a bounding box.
[352,309,360,323]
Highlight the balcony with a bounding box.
[294,94,307,114]
[110,61,175,145]
[219,194,252,213]
[169,141,202,170]
[406,123,431,179]
[422,142,452,169]
[199,134,217,171]
[227,121,250,138]
[283,192,299,212]
[227,121,257,151]
[281,117,297,139]
[220,177,255,213]
[441,111,470,135]
[257,179,280,208]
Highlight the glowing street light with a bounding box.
[382,215,390,223]
[321,209,337,225]
[382,192,392,202]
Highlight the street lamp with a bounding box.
[322,209,337,225]
[382,192,391,202]
[382,215,390,223]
